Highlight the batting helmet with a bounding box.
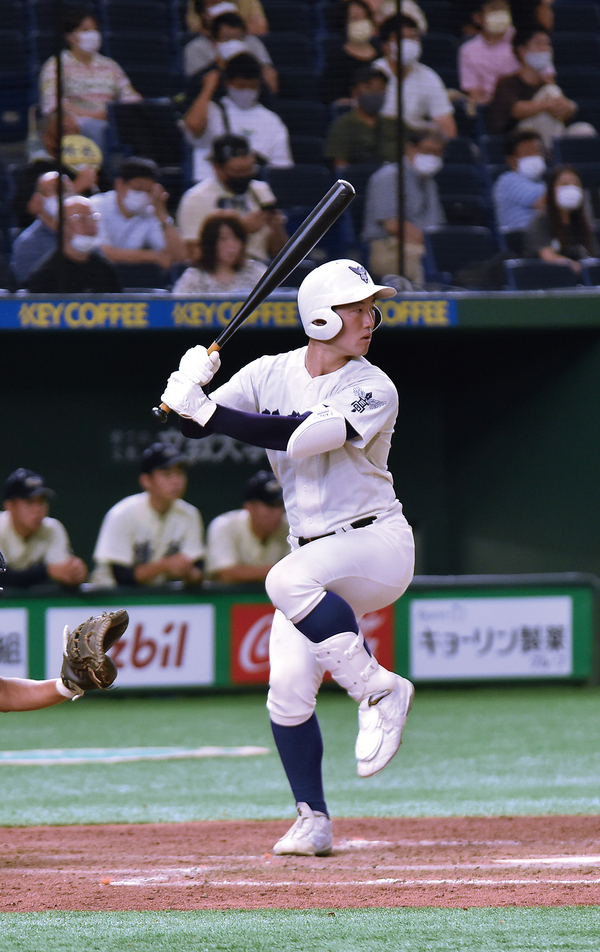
[297,260,396,341]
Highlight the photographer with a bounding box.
[176,134,288,264]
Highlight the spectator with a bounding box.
[486,28,577,146]
[320,1,379,105]
[458,1,519,106]
[10,172,75,286]
[524,165,598,274]
[183,53,293,182]
[176,134,288,264]
[173,212,266,293]
[25,195,122,293]
[90,157,186,271]
[184,11,277,93]
[362,129,445,283]
[512,0,554,33]
[39,6,141,153]
[324,66,397,168]
[0,469,88,590]
[187,0,269,37]
[11,112,107,230]
[374,6,456,138]
[206,470,290,583]
[493,131,547,231]
[90,443,205,589]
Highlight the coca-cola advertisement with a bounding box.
[230,602,395,684]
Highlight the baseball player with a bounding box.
[161,259,415,856]
[206,470,290,583]
[0,549,128,710]
[90,442,205,588]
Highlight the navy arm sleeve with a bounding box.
[2,563,49,588]
[180,404,357,448]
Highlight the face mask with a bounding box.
[413,152,443,176]
[122,189,151,214]
[555,184,584,210]
[517,154,546,180]
[357,92,385,116]
[70,233,97,253]
[524,50,553,72]
[225,174,253,194]
[76,29,101,54]
[347,19,375,44]
[483,10,512,34]
[217,39,247,60]
[226,87,259,110]
[401,38,421,66]
[42,195,59,219]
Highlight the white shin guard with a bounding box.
[306,631,396,702]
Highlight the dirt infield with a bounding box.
[1,816,599,910]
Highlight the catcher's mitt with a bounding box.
[61,609,129,697]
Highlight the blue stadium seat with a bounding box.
[30,0,101,32]
[104,32,176,70]
[582,257,600,285]
[107,100,189,171]
[441,194,493,228]
[126,67,185,100]
[554,2,600,33]
[424,225,498,282]
[552,32,600,67]
[558,66,600,101]
[4,0,27,32]
[435,164,488,198]
[271,99,329,137]
[289,134,326,164]
[262,32,316,70]
[566,162,600,188]
[277,67,319,101]
[478,134,507,165]
[278,259,317,289]
[112,262,171,291]
[499,228,525,256]
[443,136,480,164]
[261,1,313,34]
[0,31,30,80]
[503,258,582,289]
[0,83,30,142]
[419,1,455,35]
[421,33,459,69]
[101,0,174,34]
[553,136,600,164]
[341,162,382,236]
[265,164,332,210]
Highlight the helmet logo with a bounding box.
[349,264,369,284]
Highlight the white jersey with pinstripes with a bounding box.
[209,346,403,540]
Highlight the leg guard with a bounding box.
[306,631,396,702]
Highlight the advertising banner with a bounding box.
[0,608,28,680]
[409,595,573,680]
[229,603,395,684]
[46,604,215,687]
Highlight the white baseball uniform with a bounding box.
[209,345,415,724]
[0,511,72,569]
[206,508,290,578]
[92,492,205,587]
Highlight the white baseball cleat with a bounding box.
[355,674,415,778]
[272,802,333,856]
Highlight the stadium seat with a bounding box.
[435,164,488,198]
[107,100,189,171]
[421,33,459,69]
[341,162,381,237]
[112,262,171,291]
[262,32,316,70]
[30,0,101,32]
[278,259,317,289]
[289,134,326,164]
[0,31,30,81]
[0,83,30,143]
[566,162,600,188]
[554,3,600,34]
[582,257,600,285]
[418,1,455,36]
[276,67,319,101]
[125,67,185,100]
[4,0,27,32]
[441,194,492,227]
[104,33,176,70]
[423,225,498,283]
[557,66,600,101]
[499,228,525,256]
[553,136,600,164]
[443,136,480,165]
[431,65,459,91]
[261,1,313,34]
[270,99,329,138]
[503,258,581,290]
[552,33,600,67]
[478,134,507,165]
[102,0,174,34]
[265,164,332,210]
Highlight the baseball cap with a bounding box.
[244,471,284,507]
[140,443,187,474]
[4,468,55,501]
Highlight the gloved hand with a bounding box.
[179,345,221,386]
[161,371,217,426]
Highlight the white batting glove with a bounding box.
[179,345,221,386]
[161,371,217,426]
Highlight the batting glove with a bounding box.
[179,345,221,386]
[161,371,217,426]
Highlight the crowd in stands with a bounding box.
[1,0,600,291]
[0,454,290,592]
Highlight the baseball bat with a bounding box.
[152,178,356,421]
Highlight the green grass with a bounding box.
[1,909,600,952]
[0,685,598,825]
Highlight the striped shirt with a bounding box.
[40,50,141,117]
[493,169,546,231]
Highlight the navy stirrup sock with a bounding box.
[294,591,359,644]
[270,714,328,817]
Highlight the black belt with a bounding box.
[298,516,376,546]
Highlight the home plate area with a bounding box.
[1,816,599,911]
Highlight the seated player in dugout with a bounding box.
[206,469,290,583]
[0,469,88,590]
[90,442,205,588]
[161,259,415,857]
[0,550,128,711]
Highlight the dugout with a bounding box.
[2,288,600,582]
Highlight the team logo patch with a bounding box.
[349,264,370,284]
[350,387,386,413]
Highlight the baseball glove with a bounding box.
[61,609,129,697]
